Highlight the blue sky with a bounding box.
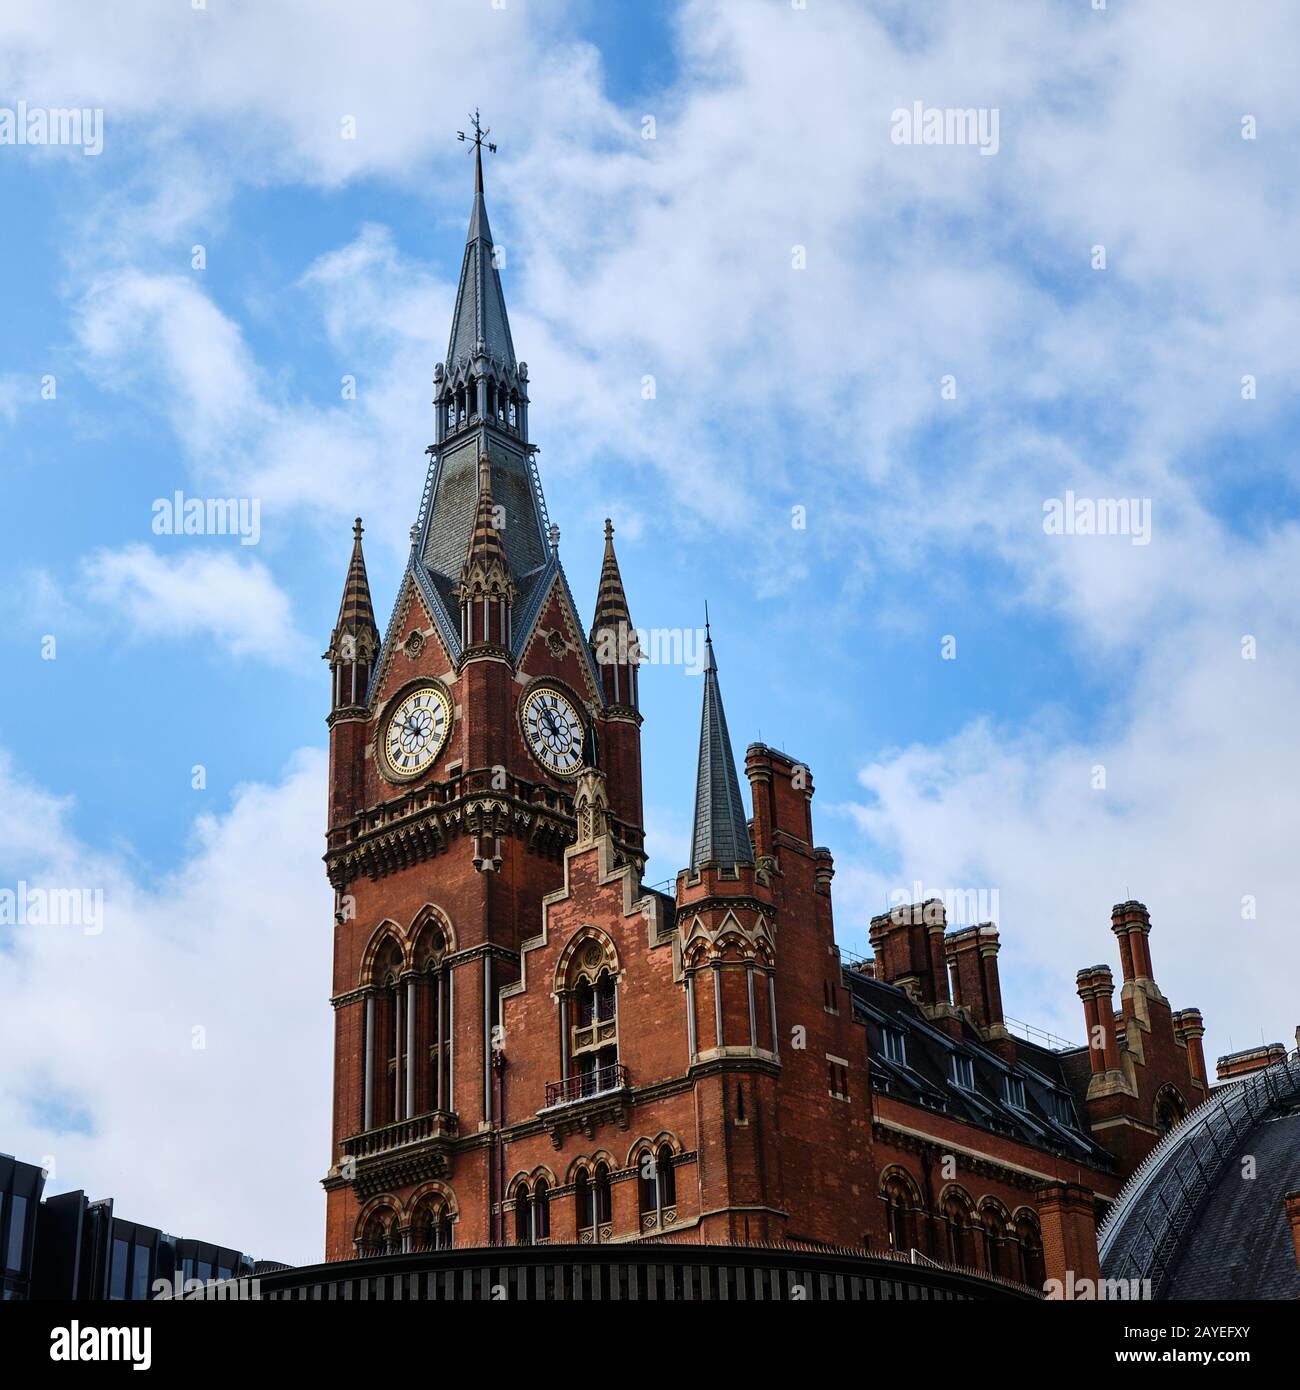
[2,0,1298,1259]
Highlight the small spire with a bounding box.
[327,513,380,670]
[462,452,509,576]
[689,625,754,871]
[592,516,633,634]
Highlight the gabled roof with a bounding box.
[689,631,754,870]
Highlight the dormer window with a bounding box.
[1002,1074,1026,1109]
[1047,1091,1074,1125]
[949,1054,975,1090]
[882,1028,907,1066]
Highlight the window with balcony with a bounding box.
[550,940,624,1106]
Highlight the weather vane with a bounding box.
[457,109,497,159]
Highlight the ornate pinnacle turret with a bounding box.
[590,518,639,710]
[458,453,514,652]
[689,622,754,871]
[325,517,380,711]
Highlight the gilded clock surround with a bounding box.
[376,679,454,784]
[519,679,587,779]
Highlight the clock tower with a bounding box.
[320,135,646,1256]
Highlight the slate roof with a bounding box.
[845,968,1113,1169]
[446,143,516,374]
[1161,1110,1300,1299]
[689,633,755,870]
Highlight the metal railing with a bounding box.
[544,1064,629,1109]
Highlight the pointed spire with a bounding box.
[590,518,639,710]
[689,622,754,871]
[333,517,378,646]
[326,517,381,709]
[462,452,509,576]
[446,128,514,374]
[592,518,633,632]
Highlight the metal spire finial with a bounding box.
[457,108,497,193]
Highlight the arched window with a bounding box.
[414,923,452,1114]
[512,1178,550,1246]
[594,1162,612,1227]
[942,1189,975,1267]
[1155,1085,1186,1136]
[534,1179,550,1241]
[1015,1212,1045,1289]
[881,1172,918,1255]
[410,1195,453,1253]
[515,1187,533,1246]
[364,937,404,1131]
[575,1169,594,1240]
[563,945,620,1100]
[638,1143,678,1232]
[979,1202,1009,1278]
[358,1207,400,1258]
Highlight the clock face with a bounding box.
[521,686,585,777]
[380,684,452,781]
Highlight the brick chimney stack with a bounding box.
[944,924,1005,1033]
[1111,900,1155,985]
[1076,964,1123,1075]
[1171,1008,1209,1090]
[869,900,952,1010]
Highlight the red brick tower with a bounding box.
[320,144,646,1257]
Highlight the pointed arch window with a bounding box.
[563,953,620,1101]
[638,1143,678,1232]
[881,1172,918,1255]
[357,1208,401,1258]
[514,1179,550,1246]
[1014,1212,1045,1289]
[363,938,405,1131]
[410,1194,453,1253]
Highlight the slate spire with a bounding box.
[325,518,381,709]
[446,135,515,375]
[689,621,754,870]
[590,518,639,710]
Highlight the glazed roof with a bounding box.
[1100,1049,1300,1298]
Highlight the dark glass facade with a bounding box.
[1,1154,47,1300]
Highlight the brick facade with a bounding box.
[317,158,1210,1293]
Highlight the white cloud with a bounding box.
[81,545,308,664]
[0,747,331,1260]
[830,575,1300,1060]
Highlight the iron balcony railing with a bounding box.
[544,1064,629,1109]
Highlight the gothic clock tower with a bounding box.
[320,128,644,1256]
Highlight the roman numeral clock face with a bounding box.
[521,686,585,777]
[380,684,452,782]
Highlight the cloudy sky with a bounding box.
[1,0,1298,1262]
